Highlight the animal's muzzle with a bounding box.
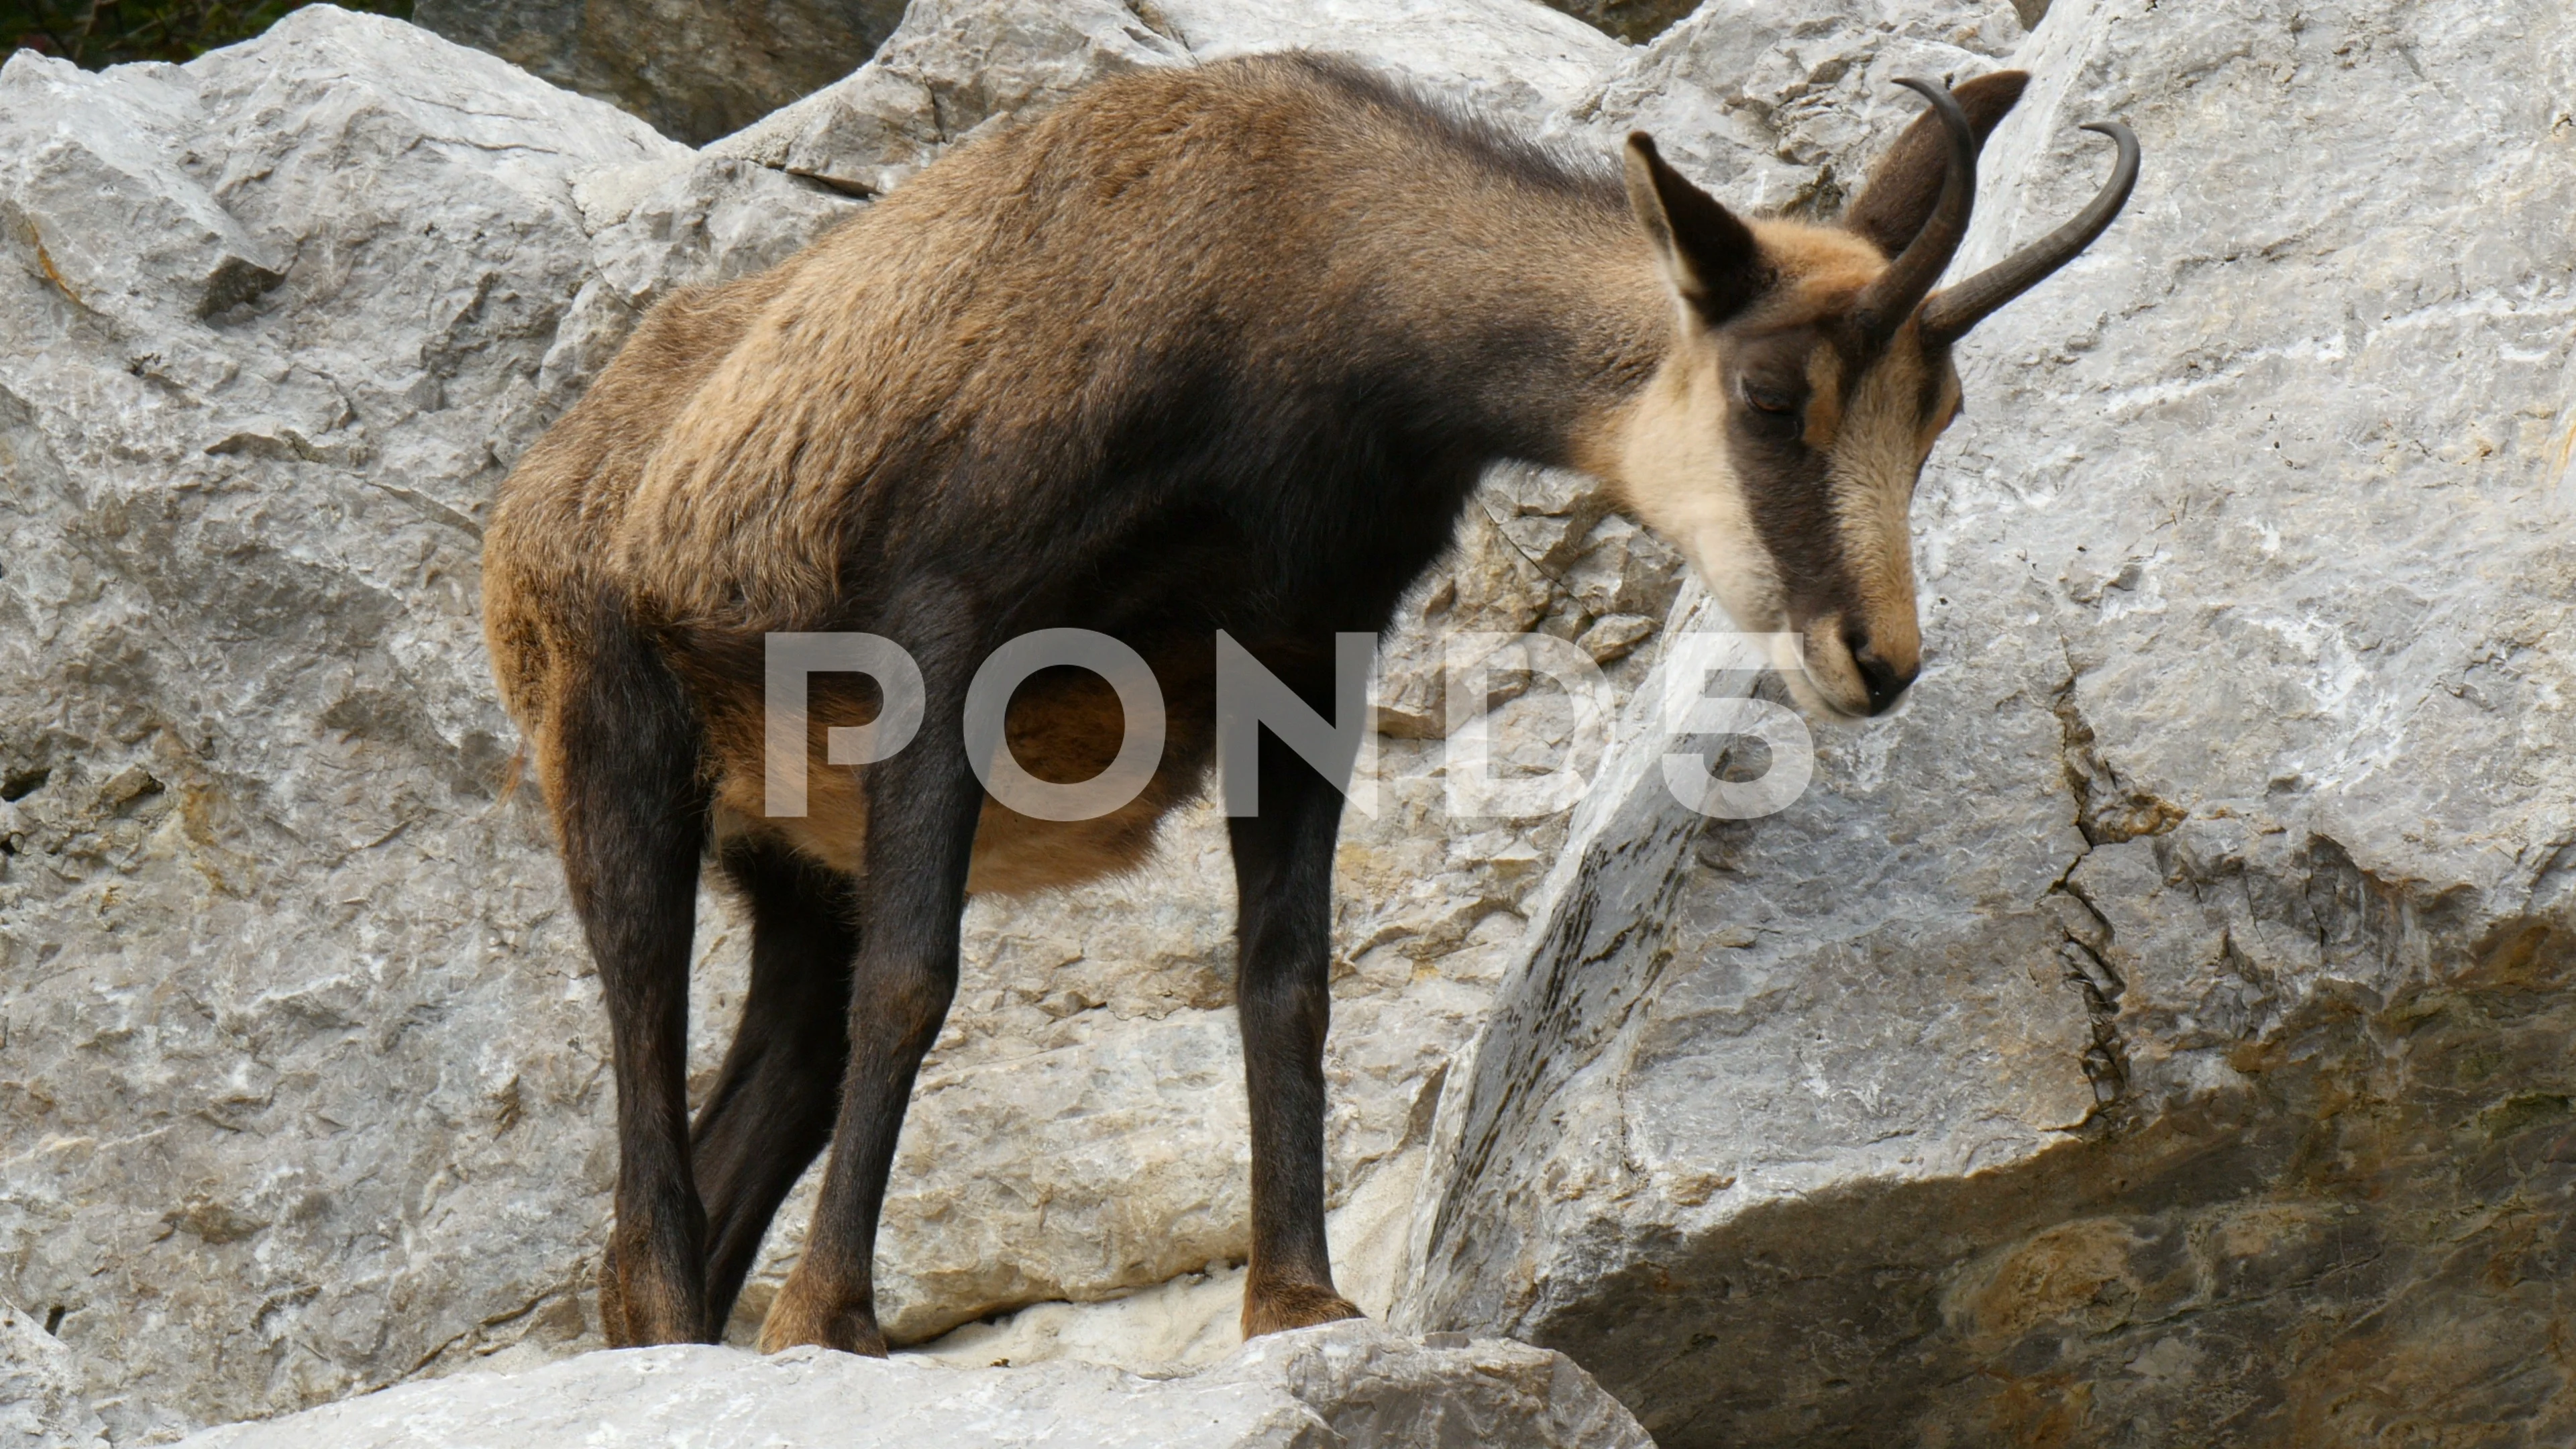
[1841,625,1919,716]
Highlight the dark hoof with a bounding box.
[600,1224,712,1346]
[1242,1280,1364,1338]
[757,1268,891,1356]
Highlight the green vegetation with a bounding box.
[1,0,409,68]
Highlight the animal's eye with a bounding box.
[1740,380,1802,421]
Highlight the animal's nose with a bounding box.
[1844,629,1919,716]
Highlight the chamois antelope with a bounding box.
[481,54,2137,1355]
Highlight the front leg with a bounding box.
[1228,725,1364,1337]
[757,608,988,1356]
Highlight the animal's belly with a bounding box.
[706,662,1214,896]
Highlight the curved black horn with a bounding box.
[1921,120,2140,344]
[1852,77,1976,347]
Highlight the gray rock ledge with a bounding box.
[172,1322,1654,1449]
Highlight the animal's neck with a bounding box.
[1544,255,1682,481]
[1330,179,1674,482]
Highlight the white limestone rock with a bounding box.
[540,156,861,406]
[1148,0,1624,126]
[0,7,685,1435]
[42,0,2563,1442]
[0,1302,109,1449]
[707,0,1625,195]
[172,1323,1653,1449]
[1400,1,2576,1444]
[1554,0,2029,211]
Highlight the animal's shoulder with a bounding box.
[486,266,794,566]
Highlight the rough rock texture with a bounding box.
[1553,0,2031,213]
[706,0,1623,197]
[0,0,1652,1434]
[1538,0,1701,46]
[0,1301,108,1449]
[0,11,697,1436]
[174,1323,1652,1448]
[413,0,910,144]
[1399,1,2576,1446]
[405,0,1654,141]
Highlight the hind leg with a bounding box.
[692,836,859,1336]
[545,604,714,1347]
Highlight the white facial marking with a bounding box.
[1618,352,1784,634]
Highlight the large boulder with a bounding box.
[407,0,1656,147]
[412,0,911,144]
[1397,0,2576,1444]
[705,0,1623,196]
[0,11,694,1435]
[171,1323,1651,1448]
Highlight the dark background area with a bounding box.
[1,0,408,67]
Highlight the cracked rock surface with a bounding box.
[1399,1,2576,1445]
[170,1322,1651,1448]
[410,0,1642,148]
[0,11,690,1436]
[704,0,1622,197]
[0,1299,107,1449]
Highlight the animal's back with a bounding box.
[496,53,1629,631]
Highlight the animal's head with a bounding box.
[1614,72,2137,720]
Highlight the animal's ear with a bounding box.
[1842,69,2029,259]
[1623,132,1765,327]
